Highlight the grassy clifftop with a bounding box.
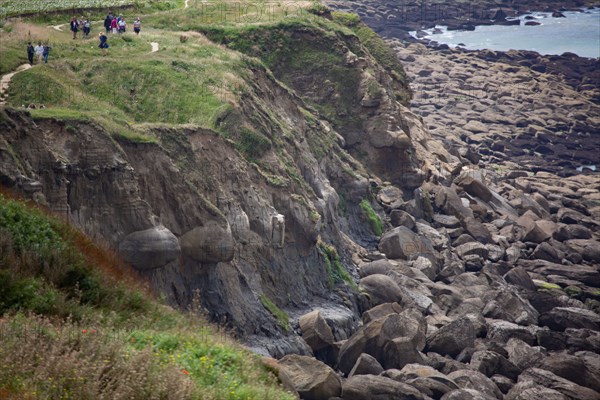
[0,191,294,399]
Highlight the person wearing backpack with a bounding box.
[27,42,35,65]
[43,42,51,63]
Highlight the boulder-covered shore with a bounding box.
[268,2,600,400]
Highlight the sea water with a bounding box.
[413,9,600,58]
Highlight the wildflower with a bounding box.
[181,369,190,375]
[81,329,87,333]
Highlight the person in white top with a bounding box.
[34,42,44,64]
[133,17,141,35]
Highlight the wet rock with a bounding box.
[469,350,520,380]
[536,329,567,351]
[379,226,436,261]
[456,175,493,202]
[564,239,600,263]
[441,388,496,400]
[482,287,539,325]
[518,367,600,400]
[491,374,514,394]
[348,353,384,377]
[338,311,426,374]
[516,214,551,243]
[505,338,545,371]
[565,328,600,353]
[362,302,404,324]
[359,259,394,278]
[119,225,181,270]
[539,307,600,331]
[503,267,537,291]
[505,381,569,400]
[299,310,335,353]
[462,217,493,244]
[390,209,416,229]
[554,224,592,241]
[447,369,503,399]
[278,354,342,400]
[432,214,461,229]
[342,374,425,400]
[359,274,403,306]
[487,320,537,345]
[426,315,477,357]
[531,242,561,263]
[383,336,426,371]
[540,351,600,392]
[455,242,489,260]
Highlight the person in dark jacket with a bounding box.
[98,32,109,57]
[104,12,113,34]
[70,16,78,39]
[27,42,35,65]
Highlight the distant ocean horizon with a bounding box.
[411,8,600,58]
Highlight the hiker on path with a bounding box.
[83,18,91,38]
[27,42,35,65]
[34,42,44,64]
[133,17,141,35]
[118,18,126,34]
[104,12,113,34]
[43,42,51,63]
[98,33,109,57]
[110,17,118,34]
[70,16,79,39]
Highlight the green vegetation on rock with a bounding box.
[259,294,290,332]
[359,198,383,236]
[317,240,357,290]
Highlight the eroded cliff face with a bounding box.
[0,26,455,354]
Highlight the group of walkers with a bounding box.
[98,12,142,57]
[70,16,92,39]
[26,42,51,65]
[25,11,144,63]
[103,12,142,36]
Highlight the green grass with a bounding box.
[259,294,290,332]
[0,193,295,399]
[317,240,357,290]
[359,198,383,236]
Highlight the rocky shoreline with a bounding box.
[266,2,600,400]
[324,0,599,39]
[389,41,600,176]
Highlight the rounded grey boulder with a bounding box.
[179,221,234,263]
[119,225,181,270]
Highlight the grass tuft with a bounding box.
[359,198,383,236]
[259,294,290,332]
